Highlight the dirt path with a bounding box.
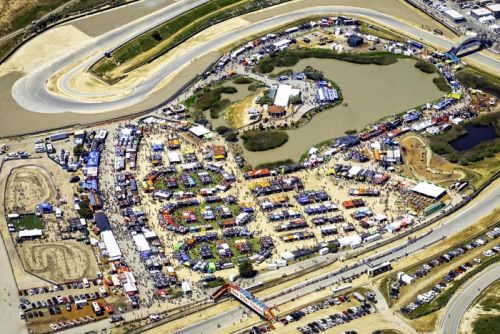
[19,240,98,282]
[5,165,57,213]
[400,135,464,185]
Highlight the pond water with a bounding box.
[241,58,444,166]
[449,124,497,151]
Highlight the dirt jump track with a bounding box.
[18,240,98,282]
[5,165,58,214]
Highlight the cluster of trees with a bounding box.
[238,260,256,278]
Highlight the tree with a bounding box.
[73,144,85,157]
[290,95,302,105]
[215,126,230,134]
[78,200,93,219]
[238,260,256,278]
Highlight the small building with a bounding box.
[444,9,465,22]
[274,84,301,107]
[49,132,68,141]
[367,261,391,277]
[189,125,210,138]
[18,229,43,240]
[411,182,447,200]
[101,230,122,261]
[347,35,364,47]
[94,212,111,232]
[268,105,286,118]
[213,145,226,160]
[471,8,492,19]
[487,4,500,19]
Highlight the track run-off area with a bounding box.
[9,0,500,115]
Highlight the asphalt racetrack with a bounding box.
[11,4,500,114]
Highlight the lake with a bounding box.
[449,124,497,151]
[241,58,444,166]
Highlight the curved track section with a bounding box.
[441,262,500,334]
[11,5,500,114]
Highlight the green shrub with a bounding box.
[456,70,500,98]
[414,60,435,73]
[241,130,289,151]
[433,77,451,93]
[222,86,237,94]
[233,77,253,84]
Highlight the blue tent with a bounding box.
[87,150,100,167]
[38,202,53,212]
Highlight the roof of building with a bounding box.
[274,85,300,107]
[487,4,500,12]
[94,212,111,232]
[189,125,210,137]
[444,9,465,19]
[19,229,43,238]
[472,8,492,16]
[268,105,286,114]
[411,182,446,198]
[132,234,151,253]
[101,230,122,260]
[213,146,226,156]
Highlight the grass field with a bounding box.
[10,214,44,230]
[429,111,500,165]
[472,315,500,334]
[90,0,290,81]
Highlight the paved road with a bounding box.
[0,225,26,334]
[441,262,500,334]
[11,5,500,114]
[174,186,499,334]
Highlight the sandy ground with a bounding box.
[459,280,500,334]
[399,134,465,186]
[0,25,93,77]
[18,240,98,282]
[5,165,57,213]
[0,154,97,287]
[227,90,261,128]
[51,17,251,99]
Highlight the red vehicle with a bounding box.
[104,305,114,314]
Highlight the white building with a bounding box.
[471,8,492,19]
[274,84,301,107]
[444,9,465,22]
[101,230,122,261]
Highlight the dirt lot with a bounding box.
[5,165,57,213]
[399,135,464,186]
[18,240,98,282]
